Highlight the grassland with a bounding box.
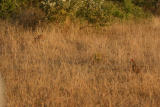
[0,17,160,106]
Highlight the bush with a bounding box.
[133,0,160,13]
[40,0,148,26]
[0,0,18,19]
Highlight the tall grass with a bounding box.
[0,17,160,106]
[0,74,5,107]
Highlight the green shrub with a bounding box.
[39,0,148,25]
[133,0,159,13]
[122,0,149,18]
[0,0,18,19]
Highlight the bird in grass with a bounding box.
[130,58,141,74]
[34,34,44,43]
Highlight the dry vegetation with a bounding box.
[0,17,160,107]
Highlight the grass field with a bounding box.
[0,18,160,106]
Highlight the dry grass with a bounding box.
[0,18,160,107]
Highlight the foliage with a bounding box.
[0,0,18,19]
[0,0,151,26]
[133,0,160,12]
[39,0,148,25]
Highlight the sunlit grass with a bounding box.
[0,18,160,106]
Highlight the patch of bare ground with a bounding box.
[0,18,160,106]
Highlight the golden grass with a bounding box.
[0,18,160,106]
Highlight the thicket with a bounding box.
[0,0,159,27]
